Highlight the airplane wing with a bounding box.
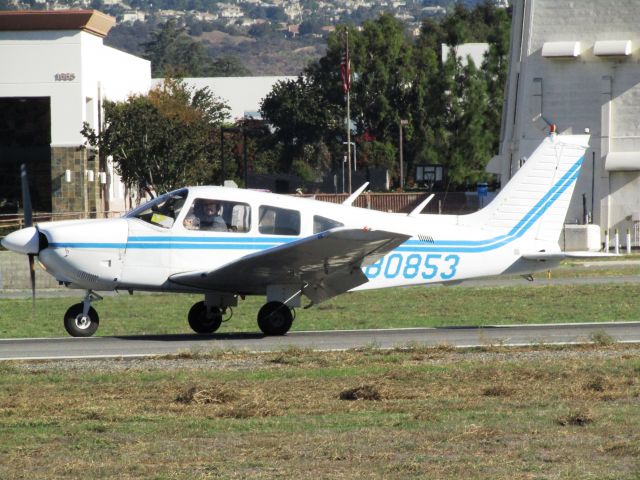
[169,227,411,304]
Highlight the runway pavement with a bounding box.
[1,321,639,361]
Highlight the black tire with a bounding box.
[188,301,222,334]
[64,303,100,337]
[257,301,293,336]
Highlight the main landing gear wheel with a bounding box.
[64,303,100,337]
[188,301,223,334]
[257,301,293,336]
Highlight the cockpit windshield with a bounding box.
[125,188,188,229]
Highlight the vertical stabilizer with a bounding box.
[464,134,589,244]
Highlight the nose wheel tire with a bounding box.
[257,301,293,336]
[64,303,100,337]
[188,301,223,334]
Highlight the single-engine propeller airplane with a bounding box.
[2,132,590,337]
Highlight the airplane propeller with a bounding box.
[20,163,36,307]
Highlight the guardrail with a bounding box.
[0,211,126,235]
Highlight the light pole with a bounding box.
[399,119,408,190]
[342,155,346,193]
[342,141,357,171]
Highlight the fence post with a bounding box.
[626,228,632,255]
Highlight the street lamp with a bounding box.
[399,119,408,190]
[342,141,357,171]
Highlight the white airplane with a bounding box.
[2,132,589,337]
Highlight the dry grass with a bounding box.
[1,345,640,479]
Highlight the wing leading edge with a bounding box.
[169,227,410,303]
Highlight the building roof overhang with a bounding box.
[0,10,115,38]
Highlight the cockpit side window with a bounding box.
[259,205,300,235]
[126,190,187,229]
[313,215,344,233]
[183,198,251,233]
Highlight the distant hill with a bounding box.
[106,20,327,76]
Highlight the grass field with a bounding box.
[1,345,639,479]
[1,263,640,478]
[1,278,639,338]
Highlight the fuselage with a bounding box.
[32,186,548,294]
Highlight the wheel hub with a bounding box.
[74,314,91,329]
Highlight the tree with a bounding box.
[350,15,415,143]
[143,20,250,77]
[447,60,494,186]
[260,76,341,172]
[481,4,511,152]
[81,78,230,194]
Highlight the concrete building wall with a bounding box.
[496,0,640,244]
[0,30,84,146]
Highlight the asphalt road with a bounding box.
[1,322,639,361]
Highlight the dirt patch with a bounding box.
[482,385,513,397]
[556,409,595,427]
[583,375,610,392]
[339,385,381,401]
[175,384,281,418]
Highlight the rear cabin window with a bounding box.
[183,198,251,232]
[259,205,300,235]
[313,215,344,233]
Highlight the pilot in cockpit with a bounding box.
[183,199,227,231]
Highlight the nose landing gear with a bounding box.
[63,290,102,337]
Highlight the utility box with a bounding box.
[562,224,601,252]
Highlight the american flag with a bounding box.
[340,53,351,94]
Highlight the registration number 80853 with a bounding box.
[364,253,461,280]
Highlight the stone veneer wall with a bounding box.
[50,147,103,215]
[0,251,59,289]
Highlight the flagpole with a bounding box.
[346,30,352,194]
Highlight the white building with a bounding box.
[492,0,640,245]
[157,76,297,120]
[0,10,151,214]
[441,42,489,67]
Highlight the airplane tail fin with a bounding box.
[464,134,589,246]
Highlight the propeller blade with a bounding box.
[28,253,36,308]
[21,163,33,228]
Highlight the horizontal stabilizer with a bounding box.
[522,251,619,261]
